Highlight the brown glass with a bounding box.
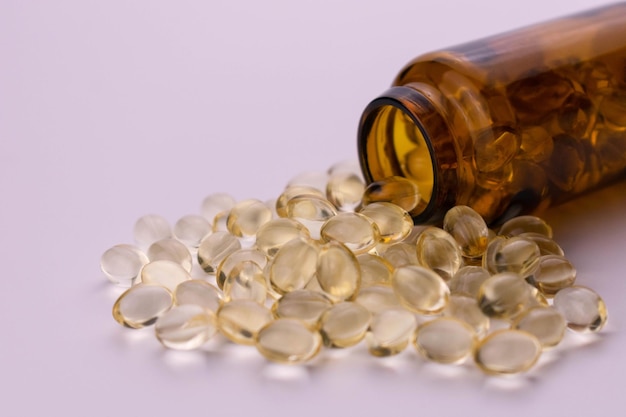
[358,3,626,224]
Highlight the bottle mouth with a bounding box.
[358,93,437,222]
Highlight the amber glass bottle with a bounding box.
[358,3,626,224]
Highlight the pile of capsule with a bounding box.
[102,161,608,375]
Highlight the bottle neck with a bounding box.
[358,85,458,224]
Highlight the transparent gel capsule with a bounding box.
[226,199,272,238]
[392,265,449,315]
[359,202,413,244]
[133,214,172,248]
[545,134,586,192]
[216,300,273,345]
[320,302,371,348]
[155,305,217,350]
[271,289,332,328]
[528,255,576,296]
[416,227,463,281]
[361,176,421,212]
[216,248,268,290]
[223,260,267,304]
[357,253,393,287]
[448,266,491,298]
[443,295,490,336]
[287,170,329,192]
[255,318,323,364]
[320,212,380,254]
[212,210,230,232]
[173,214,212,249]
[285,195,338,240]
[553,286,608,333]
[355,284,402,315]
[147,238,192,273]
[101,244,149,286]
[414,317,476,364]
[519,126,554,163]
[327,159,363,178]
[201,193,236,223]
[326,172,365,212]
[512,306,566,348]
[140,260,191,291]
[477,272,536,320]
[197,231,242,273]
[316,241,361,302]
[474,329,542,375]
[366,308,417,357]
[255,218,310,257]
[174,279,222,313]
[518,232,564,256]
[482,236,540,276]
[378,242,419,268]
[275,185,326,218]
[498,215,553,238]
[443,205,489,259]
[474,125,520,173]
[269,237,318,294]
[112,283,173,329]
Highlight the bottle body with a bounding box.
[358,3,626,224]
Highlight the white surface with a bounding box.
[1,1,624,416]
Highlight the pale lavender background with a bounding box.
[1,1,625,416]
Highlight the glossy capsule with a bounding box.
[173,214,212,249]
[326,172,365,212]
[528,255,577,296]
[320,302,371,348]
[361,176,421,212]
[269,237,319,294]
[155,305,217,350]
[477,272,536,319]
[355,284,402,315]
[255,218,310,257]
[216,248,268,290]
[316,241,361,302]
[320,212,380,254]
[443,205,489,259]
[474,329,542,375]
[140,260,191,291]
[356,253,394,287]
[223,260,268,304]
[416,227,463,281]
[197,231,242,273]
[227,199,273,238]
[147,238,193,273]
[553,286,608,333]
[414,317,476,364]
[366,308,417,357]
[101,244,149,287]
[271,290,332,328]
[174,279,222,313]
[512,306,567,348]
[448,266,491,298]
[216,300,273,345]
[255,319,322,364]
[392,265,449,315]
[112,283,173,329]
[359,202,413,244]
[133,214,172,248]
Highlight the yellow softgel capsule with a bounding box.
[320,212,380,254]
[442,205,489,259]
[223,260,268,304]
[355,284,402,315]
[140,260,191,291]
[216,248,268,290]
[275,185,326,218]
[379,242,419,268]
[512,306,567,348]
[482,236,540,276]
[271,290,332,328]
[414,317,476,364]
[174,279,222,314]
[359,202,413,244]
[316,241,361,302]
[518,232,564,256]
[112,283,173,329]
[392,265,449,315]
[474,329,542,375]
[255,218,310,257]
[366,308,417,357]
[217,299,274,345]
[147,238,193,273]
[226,199,273,238]
[155,305,217,350]
[498,215,553,238]
[201,192,236,223]
[415,227,463,281]
[101,244,149,287]
[326,172,365,212]
[553,286,608,333]
[361,176,421,212]
[269,237,319,294]
[443,295,490,336]
[477,272,537,320]
[133,214,172,248]
[173,214,212,249]
[320,302,372,348]
[448,266,491,298]
[285,195,338,239]
[197,231,242,273]
[528,255,576,296]
[356,253,393,287]
[255,318,323,364]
